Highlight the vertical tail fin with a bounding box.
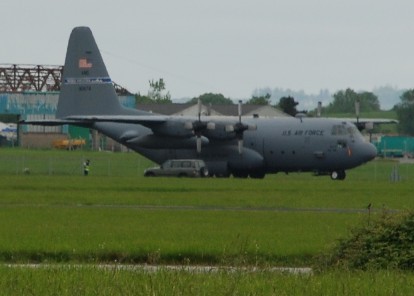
[56,27,124,118]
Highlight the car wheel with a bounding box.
[331,170,346,180]
[200,167,209,177]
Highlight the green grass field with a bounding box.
[1,148,413,294]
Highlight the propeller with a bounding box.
[317,101,322,117]
[225,100,257,154]
[354,99,365,131]
[184,99,215,153]
[355,99,360,123]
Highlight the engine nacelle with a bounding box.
[127,134,209,149]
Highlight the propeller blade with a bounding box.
[196,136,202,153]
[355,99,360,122]
[198,99,202,121]
[238,100,242,122]
[238,139,243,154]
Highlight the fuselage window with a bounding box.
[337,140,347,148]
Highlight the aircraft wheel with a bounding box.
[232,171,248,178]
[215,173,230,178]
[250,171,265,179]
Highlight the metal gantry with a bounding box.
[0,64,131,95]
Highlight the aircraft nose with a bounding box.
[363,142,377,162]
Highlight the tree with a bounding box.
[246,93,271,105]
[277,96,298,116]
[395,89,414,135]
[148,78,172,104]
[187,93,234,105]
[326,88,380,113]
[135,93,153,104]
[357,91,381,112]
[135,78,172,104]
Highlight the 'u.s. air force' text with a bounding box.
[282,130,324,136]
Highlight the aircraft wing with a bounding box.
[19,119,90,126]
[20,115,169,127]
[331,117,398,131]
[66,115,169,125]
[340,118,398,124]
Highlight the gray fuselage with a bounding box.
[93,116,377,178]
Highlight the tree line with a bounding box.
[135,79,299,116]
[135,78,414,135]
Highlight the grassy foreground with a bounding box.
[1,148,414,294]
[1,266,414,295]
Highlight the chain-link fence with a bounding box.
[0,152,155,177]
[1,149,414,181]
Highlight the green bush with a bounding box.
[318,210,414,271]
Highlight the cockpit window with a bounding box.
[347,125,365,141]
[331,123,365,141]
[331,125,348,136]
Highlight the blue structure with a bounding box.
[374,136,414,158]
[0,92,135,133]
[0,92,135,115]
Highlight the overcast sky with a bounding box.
[1,0,414,106]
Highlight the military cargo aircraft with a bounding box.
[20,27,377,180]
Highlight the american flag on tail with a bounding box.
[78,58,92,68]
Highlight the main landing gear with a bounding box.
[231,170,266,179]
[330,170,346,180]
